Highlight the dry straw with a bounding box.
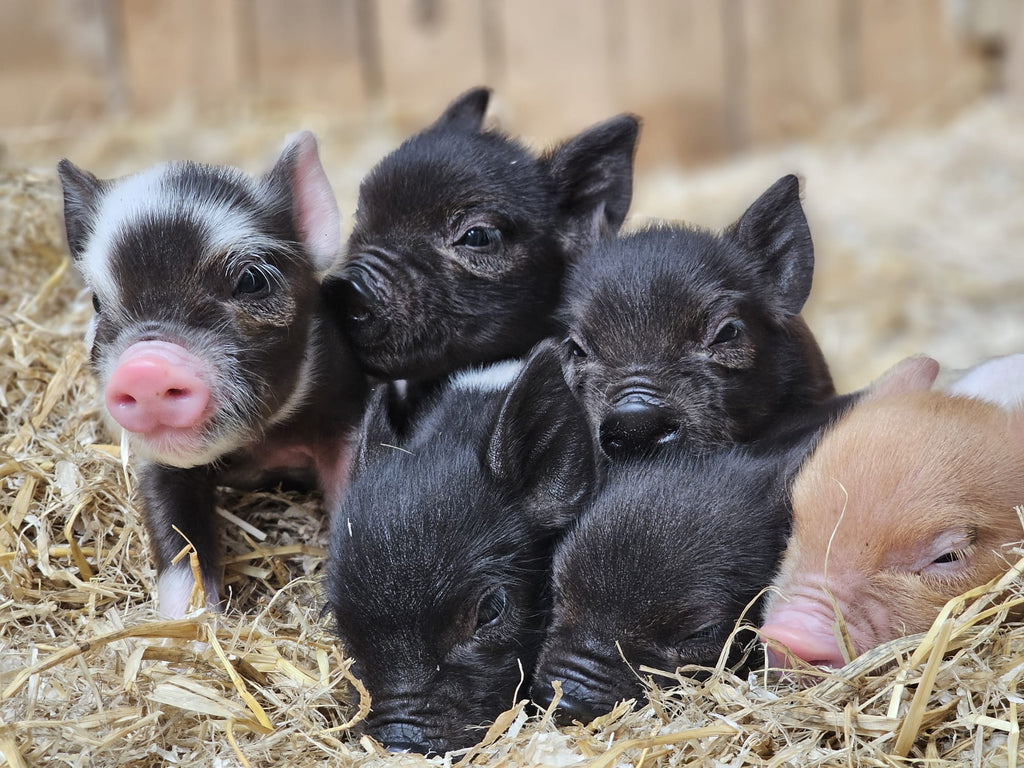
[2,164,1023,767]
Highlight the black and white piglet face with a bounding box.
[58,132,340,468]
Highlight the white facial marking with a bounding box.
[79,164,292,314]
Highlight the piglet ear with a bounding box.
[430,86,491,132]
[486,339,597,530]
[727,174,814,318]
[544,114,640,250]
[56,159,106,260]
[351,383,404,479]
[271,131,341,272]
[863,355,939,402]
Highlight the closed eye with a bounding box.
[680,619,732,646]
[932,548,970,565]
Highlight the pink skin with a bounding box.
[760,584,886,670]
[105,340,211,438]
[761,603,846,669]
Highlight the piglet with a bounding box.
[324,86,640,382]
[560,175,839,459]
[531,445,795,724]
[761,363,1024,669]
[58,133,367,617]
[327,340,596,754]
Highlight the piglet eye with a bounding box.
[711,321,740,346]
[475,587,508,630]
[564,336,587,359]
[932,548,969,565]
[681,620,730,646]
[235,265,271,297]
[91,293,101,313]
[456,227,500,250]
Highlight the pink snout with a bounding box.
[760,610,848,669]
[105,341,210,435]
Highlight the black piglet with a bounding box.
[327,340,596,755]
[324,86,640,383]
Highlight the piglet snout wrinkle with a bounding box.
[105,341,210,434]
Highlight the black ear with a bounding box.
[726,174,814,317]
[486,339,597,530]
[544,114,640,250]
[351,383,404,479]
[430,86,492,132]
[56,159,105,260]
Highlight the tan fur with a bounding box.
[774,390,1024,655]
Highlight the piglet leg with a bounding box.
[138,461,222,617]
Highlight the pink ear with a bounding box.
[864,355,939,402]
[282,131,340,272]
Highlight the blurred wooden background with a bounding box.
[1,0,1021,168]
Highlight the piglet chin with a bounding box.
[121,425,217,468]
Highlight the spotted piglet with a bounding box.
[58,133,367,617]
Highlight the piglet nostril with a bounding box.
[371,722,431,754]
[551,684,613,726]
[338,267,380,323]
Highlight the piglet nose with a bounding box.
[105,342,210,435]
[550,679,615,725]
[336,265,380,323]
[759,622,847,669]
[531,668,618,726]
[599,391,678,458]
[371,722,430,754]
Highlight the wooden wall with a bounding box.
[0,0,1015,168]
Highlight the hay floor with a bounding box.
[1,98,1023,766]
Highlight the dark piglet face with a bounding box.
[328,341,596,754]
[58,133,341,470]
[531,447,793,723]
[325,86,640,381]
[562,175,835,459]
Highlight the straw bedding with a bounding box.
[2,100,1023,766]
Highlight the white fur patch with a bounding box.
[79,164,287,310]
[157,563,202,618]
[947,354,1024,411]
[450,359,524,392]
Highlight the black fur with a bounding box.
[531,445,794,723]
[58,142,367,614]
[323,86,640,381]
[560,175,839,459]
[327,341,596,754]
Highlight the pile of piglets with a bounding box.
[59,86,1024,754]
